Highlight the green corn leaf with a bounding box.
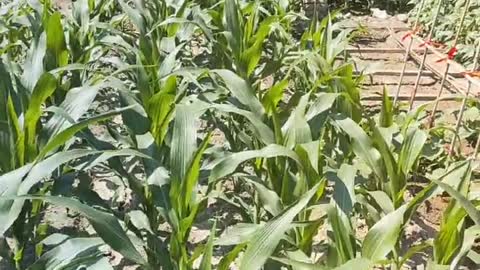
[430,174,480,226]
[242,176,283,216]
[147,75,176,145]
[371,126,403,205]
[332,114,385,183]
[158,43,185,79]
[209,144,302,183]
[328,164,357,263]
[22,33,46,92]
[270,256,327,270]
[38,105,135,159]
[170,104,202,184]
[239,182,321,270]
[224,0,243,59]
[451,225,480,268]
[404,161,472,222]
[0,149,151,236]
[46,12,69,68]
[262,80,288,115]
[218,243,247,270]
[199,221,216,270]
[241,16,277,76]
[362,204,407,261]
[8,196,147,266]
[398,242,432,268]
[40,83,104,146]
[305,93,339,121]
[118,0,146,34]
[182,132,212,212]
[333,258,373,270]
[27,237,110,270]
[282,94,312,148]
[213,103,275,145]
[434,159,472,265]
[398,127,427,176]
[24,73,57,159]
[212,69,265,117]
[379,86,393,127]
[216,223,263,246]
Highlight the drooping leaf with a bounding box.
[209,144,301,183]
[212,69,265,117]
[216,223,262,246]
[38,105,135,159]
[7,196,147,266]
[27,238,108,270]
[242,176,283,216]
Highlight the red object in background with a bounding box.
[436,47,458,63]
[401,26,422,41]
[402,32,412,41]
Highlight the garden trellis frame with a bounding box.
[327,0,480,158]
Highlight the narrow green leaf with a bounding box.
[38,106,135,159]
[242,176,283,216]
[27,238,106,270]
[224,0,243,59]
[398,127,427,176]
[362,205,407,261]
[22,33,46,91]
[9,196,147,266]
[199,221,216,270]
[24,73,57,158]
[379,86,393,127]
[430,176,480,226]
[46,12,69,67]
[282,94,312,148]
[213,69,265,117]
[333,114,385,182]
[209,144,301,183]
[262,80,288,115]
[239,183,321,270]
[170,104,201,183]
[451,226,480,268]
[213,104,274,145]
[305,93,339,121]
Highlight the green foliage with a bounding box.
[410,0,480,68]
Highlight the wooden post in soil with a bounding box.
[450,45,480,158]
[428,0,471,128]
[393,0,426,106]
[408,0,444,110]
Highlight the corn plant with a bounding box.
[1,0,480,269]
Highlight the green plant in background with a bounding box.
[410,0,480,68]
